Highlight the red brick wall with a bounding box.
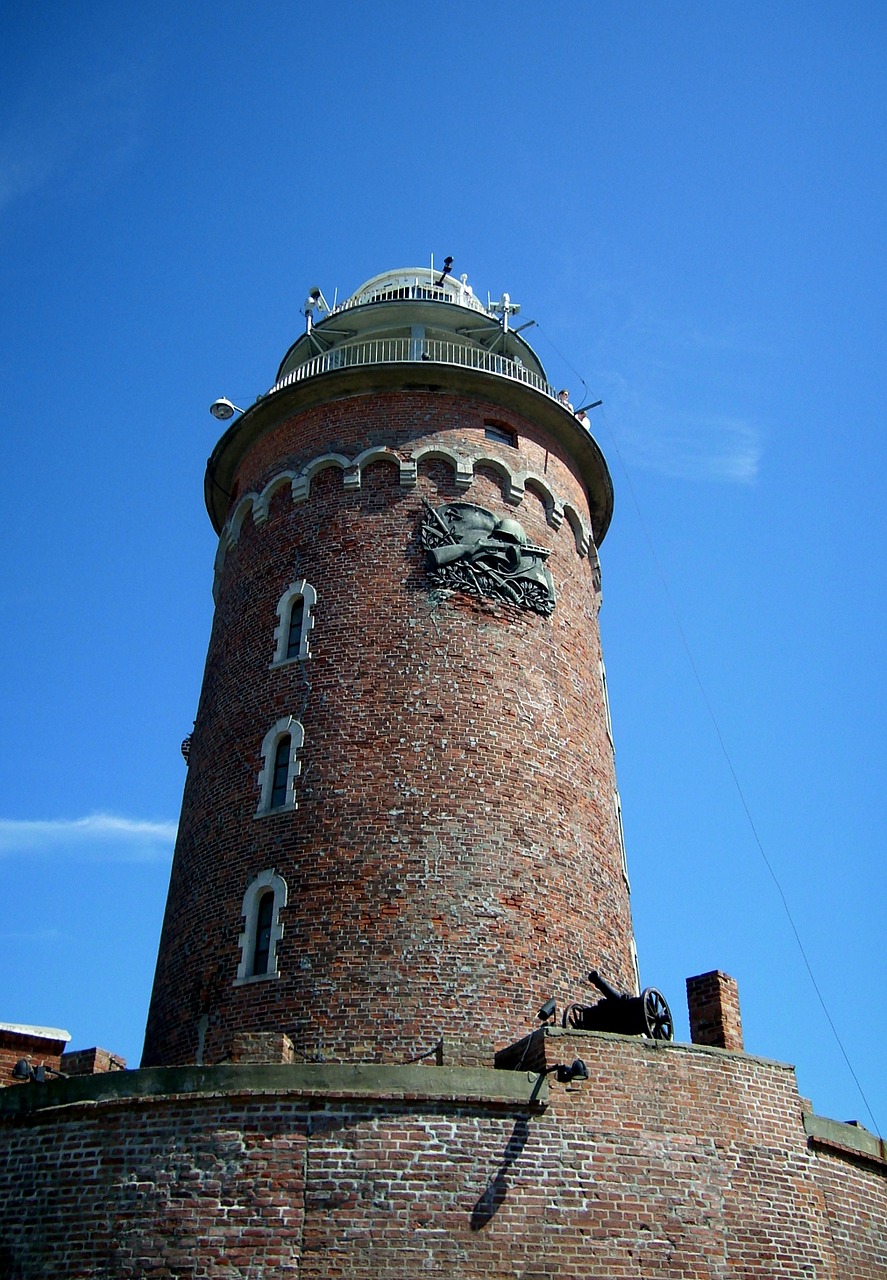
[1,1035,881,1278]
[143,390,635,1068]
[0,1031,65,1087]
[807,1146,887,1280]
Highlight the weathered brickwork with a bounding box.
[0,1035,882,1278]
[143,392,634,1069]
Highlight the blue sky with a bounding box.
[1,2,885,1132]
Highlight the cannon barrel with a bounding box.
[587,969,624,1002]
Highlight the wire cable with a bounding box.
[597,402,881,1138]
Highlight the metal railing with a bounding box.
[331,274,488,316]
[269,337,558,401]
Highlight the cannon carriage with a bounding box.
[562,969,674,1041]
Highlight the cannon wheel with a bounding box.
[641,988,673,1040]
[562,1003,589,1030]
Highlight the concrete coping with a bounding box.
[0,1022,71,1044]
[0,1062,550,1119]
[804,1111,887,1170]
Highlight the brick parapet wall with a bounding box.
[143,394,635,1068]
[0,1035,881,1278]
[59,1047,126,1076]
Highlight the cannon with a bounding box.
[562,969,674,1041]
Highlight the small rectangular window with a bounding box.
[484,422,516,447]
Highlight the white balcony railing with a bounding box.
[332,275,488,316]
[270,337,558,401]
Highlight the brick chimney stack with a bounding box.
[686,970,744,1051]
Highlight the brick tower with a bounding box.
[142,266,637,1068]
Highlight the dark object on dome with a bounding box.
[562,968,674,1041]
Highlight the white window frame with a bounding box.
[235,868,287,984]
[614,789,630,891]
[272,579,316,666]
[600,659,615,746]
[256,717,304,815]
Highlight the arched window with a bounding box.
[257,718,304,815]
[235,869,287,984]
[272,579,316,665]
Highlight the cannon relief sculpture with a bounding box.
[420,500,556,616]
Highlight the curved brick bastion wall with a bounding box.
[1,1033,884,1279]
[143,388,636,1068]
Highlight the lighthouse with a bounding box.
[142,266,638,1068]
[3,267,882,1280]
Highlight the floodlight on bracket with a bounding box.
[304,286,331,332]
[488,292,522,332]
[11,1058,68,1083]
[542,1058,589,1085]
[209,398,245,421]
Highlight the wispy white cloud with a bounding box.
[622,412,763,484]
[0,928,68,943]
[0,70,146,214]
[0,814,176,861]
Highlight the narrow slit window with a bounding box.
[257,718,304,815]
[272,580,316,665]
[235,869,288,984]
[270,736,291,809]
[286,597,305,660]
[252,890,275,976]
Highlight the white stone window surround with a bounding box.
[614,789,630,891]
[600,659,615,746]
[271,579,316,666]
[235,868,288,984]
[630,938,641,997]
[256,716,304,815]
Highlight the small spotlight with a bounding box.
[12,1059,32,1081]
[209,397,244,421]
[542,1058,589,1084]
[537,997,557,1022]
[554,1058,589,1084]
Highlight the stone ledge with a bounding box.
[804,1111,887,1171]
[0,1062,549,1119]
